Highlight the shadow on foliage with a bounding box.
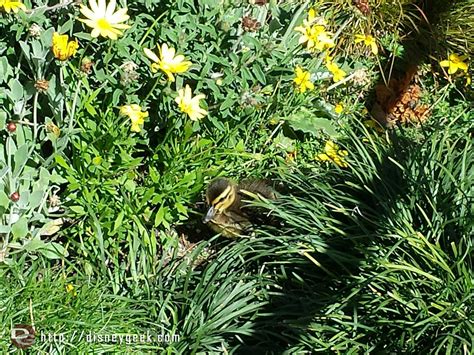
[232,0,471,346]
[231,131,408,352]
[233,118,472,352]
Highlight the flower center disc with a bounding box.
[97,18,112,31]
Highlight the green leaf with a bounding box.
[6,137,17,156]
[13,144,29,177]
[0,190,9,208]
[0,167,8,180]
[0,57,13,84]
[19,41,31,61]
[50,171,68,184]
[54,155,70,169]
[7,78,23,102]
[253,63,266,85]
[24,237,46,252]
[0,110,6,128]
[220,95,236,111]
[285,108,338,136]
[12,217,28,239]
[175,202,187,215]
[38,242,68,259]
[124,179,136,192]
[154,205,165,226]
[40,218,64,236]
[29,190,44,209]
[113,211,124,234]
[70,205,86,215]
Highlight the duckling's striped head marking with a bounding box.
[204,178,237,224]
[206,178,237,212]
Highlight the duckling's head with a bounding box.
[203,178,237,223]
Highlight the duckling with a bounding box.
[203,178,276,238]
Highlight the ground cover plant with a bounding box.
[0,0,472,353]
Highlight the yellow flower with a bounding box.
[79,0,131,40]
[295,8,333,52]
[66,283,77,296]
[295,15,320,47]
[293,66,314,93]
[326,61,346,82]
[143,44,192,82]
[295,8,317,34]
[295,24,314,47]
[52,32,79,61]
[296,24,334,52]
[334,102,344,114]
[440,54,469,75]
[120,104,148,132]
[175,84,207,121]
[0,0,26,13]
[313,30,335,51]
[316,140,348,168]
[354,34,378,55]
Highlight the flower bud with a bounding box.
[10,192,20,202]
[6,122,16,133]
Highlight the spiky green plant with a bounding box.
[243,114,473,352]
[436,1,474,56]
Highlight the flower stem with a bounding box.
[144,75,162,102]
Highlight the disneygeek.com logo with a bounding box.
[10,324,180,349]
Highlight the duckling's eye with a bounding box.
[215,197,225,205]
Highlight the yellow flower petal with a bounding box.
[293,66,314,93]
[316,153,330,161]
[120,104,148,132]
[458,61,468,72]
[175,84,207,121]
[52,32,79,61]
[439,60,450,68]
[145,44,192,81]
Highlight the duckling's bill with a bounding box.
[203,206,216,223]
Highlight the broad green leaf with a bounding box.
[175,202,187,214]
[40,218,64,236]
[24,237,46,252]
[29,190,44,209]
[7,78,23,102]
[70,205,86,215]
[54,155,70,169]
[285,108,338,137]
[38,242,68,259]
[12,217,28,239]
[253,63,266,85]
[0,166,8,179]
[13,144,29,177]
[6,137,17,156]
[19,41,31,61]
[0,57,13,84]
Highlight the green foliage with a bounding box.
[0,0,472,353]
[437,1,474,56]
[248,117,473,353]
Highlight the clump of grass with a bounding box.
[315,0,425,57]
[245,117,473,352]
[0,240,272,353]
[435,1,474,56]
